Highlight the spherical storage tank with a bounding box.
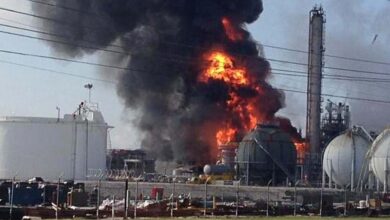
[237,124,296,185]
[0,103,110,181]
[323,127,371,187]
[370,128,390,188]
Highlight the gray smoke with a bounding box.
[32,0,299,163]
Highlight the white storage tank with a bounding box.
[0,103,110,181]
[370,128,390,190]
[323,126,372,188]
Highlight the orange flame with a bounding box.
[216,127,236,146]
[222,17,243,41]
[199,50,258,146]
[199,52,248,85]
[294,141,307,164]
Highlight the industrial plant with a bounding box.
[0,1,389,219]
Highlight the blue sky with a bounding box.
[0,0,389,148]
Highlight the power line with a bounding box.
[0,28,388,82]
[1,19,390,85]
[0,48,131,71]
[272,71,390,83]
[0,23,195,64]
[0,6,389,103]
[0,22,123,49]
[270,58,390,77]
[0,6,103,31]
[281,88,390,104]
[262,44,390,67]
[4,4,390,70]
[0,47,389,105]
[0,58,117,84]
[3,22,390,82]
[26,0,100,17]
[2,21,390,84]
[1,6,390,79]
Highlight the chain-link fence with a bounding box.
[83,180,348,218]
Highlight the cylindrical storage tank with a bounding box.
[370,128,390,189]
[323,128,371,187]
[0,109,109,181]
[237,124,296,185]
[203,164,232,175]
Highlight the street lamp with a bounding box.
[266,179,272,217]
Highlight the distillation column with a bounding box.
[306,6,325,160]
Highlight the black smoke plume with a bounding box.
[32,0,297,163]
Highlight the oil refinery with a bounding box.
[0,1,389,219]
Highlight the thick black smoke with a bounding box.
[32,0,289,163]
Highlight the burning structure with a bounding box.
[32,0,303,166]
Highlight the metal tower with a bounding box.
[306,6,325,159]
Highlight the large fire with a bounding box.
[199,52,248,86]
[198,17,306,161]
[199,50,258,146]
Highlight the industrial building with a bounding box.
[0,102,110,181]
[107,149,156,176]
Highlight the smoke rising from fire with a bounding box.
[32,0,301,163]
